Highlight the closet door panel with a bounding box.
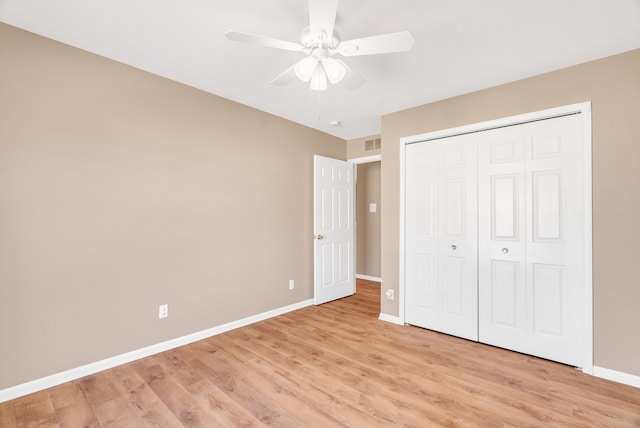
[491,174,520,240]
[441,179,467,319]
[532,171,563,241]
[405,134,478,341]
[490,260,522,329]
[438,136,478,340]
[478,126,527,353]
[442,179,465,237]
[405,143,439,328]
[531,263,565,337]
[524,115,585,366]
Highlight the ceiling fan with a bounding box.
[225,0,414,91]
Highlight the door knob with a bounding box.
[501,247,509,254]
[316,234,324,240]
[450,245,457,251]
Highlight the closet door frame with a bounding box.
[399,102,593,374]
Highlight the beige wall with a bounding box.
[381,48,640,376]
[347,134,381,159]
[0,23,345,390]
[356,162,381,278]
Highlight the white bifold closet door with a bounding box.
[405,133,478,341]
[478,114,585,367]
[404,113,586,367]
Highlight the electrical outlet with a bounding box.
[158,304,168,319]
[385,289,394,300]
[289,279,295,290]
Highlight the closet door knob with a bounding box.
[501,247,509,254]
[450,245,457,251]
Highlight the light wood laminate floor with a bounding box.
[1,279,639,427]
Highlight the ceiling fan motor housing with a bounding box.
[300,27,341,52]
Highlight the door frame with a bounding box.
[349,154,382,283]
[398,102,593,374]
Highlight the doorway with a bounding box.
[356,161,381,282]
[351,155,382,283]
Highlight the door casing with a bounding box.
[350,154,382,283]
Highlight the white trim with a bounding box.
[351,153,382,296]
[378,313,404,325]
[356,274,382,282]
[581,105,594,375]
[400,102,591,146]
[397,131,407,325]
[0,298,314,404]
[593,366,640,389]
[348,154,381,164]
[398,102,593,371]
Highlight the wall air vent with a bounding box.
[364,138,381,151]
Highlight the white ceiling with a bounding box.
[1,0,639,140]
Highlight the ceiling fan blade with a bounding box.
[338,31,414,57]
[309,0,338,40]
[225,30,304,52]
[335,59,365,89]
[270,64,297,86]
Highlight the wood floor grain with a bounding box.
[2,279,639,427]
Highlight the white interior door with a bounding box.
[405,134,478,341]
[314,155,355,305]
[478,114,586,366]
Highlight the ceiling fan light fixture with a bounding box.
[310,64,328,91]
[323,57,346,84]
[294,56,318,82]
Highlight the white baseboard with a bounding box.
[378,313,404,325]
[356,274,382,282]
[593,366,640,389]
[10,299,637,404]
[0,298,314,404]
